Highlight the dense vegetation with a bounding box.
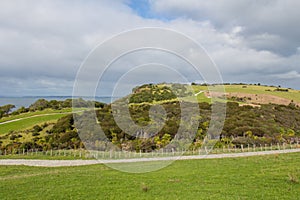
[130,83,192,103]
[1,83,300,153]
[0,98,106,152]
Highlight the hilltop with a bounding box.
[128,83,300,106]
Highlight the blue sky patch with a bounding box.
[127,0,171,21]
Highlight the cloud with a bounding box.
[150,0,300,56]
[0,0,300,97]
[271,71,300,80]
[0,0,150,96]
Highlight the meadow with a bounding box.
[0,153,299,199]
[0,108,89,135]
[0,114,66,135]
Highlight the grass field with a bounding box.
[223,84,300,102]
[0,153,299,199]
[0,108,87,123]
[0,108,91,135]
[0,114,66,135]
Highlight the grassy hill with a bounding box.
[1,83,300,152]
[127,83,300,106]
[0,153,299,199]
[0,114,66,135]
[0,108,89,135]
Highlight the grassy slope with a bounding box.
[0,108,90,135]
[0,114,65,135]
[188,84,300,103]
[0,108,86,123]
[123,84,300,105]
[0,153,299,199]
[223,84,300,102]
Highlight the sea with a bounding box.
[0,96,115,109]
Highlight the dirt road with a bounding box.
[1,149,299,167]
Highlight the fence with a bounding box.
[0,142,300,160]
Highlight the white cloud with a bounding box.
[271,71,300,80]
[150,0,300,55]
[1,0,300,96]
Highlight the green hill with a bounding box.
[125,83,300,106]
[1,83,300,152]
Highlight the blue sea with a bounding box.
[0,96,115,109]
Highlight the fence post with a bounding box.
[241,145,244,152]
[277,143,280,150]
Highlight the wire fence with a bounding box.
[0,142,299,160]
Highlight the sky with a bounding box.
[0,0,300,96]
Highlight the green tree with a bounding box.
[245,130,253,138]
[0,104,15,115]
[161,134,171,147]
[287,129,295,137]
[0,110,4,118]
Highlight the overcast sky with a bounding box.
[0,0,300,96]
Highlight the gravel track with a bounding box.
[1,149,299,167]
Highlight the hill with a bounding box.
[125,83,300,106]
[1,83,300,153]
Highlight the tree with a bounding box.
[0,110,4,118]
[29,99,49,111]
[17,106,27,114]
[0,104,15,115]
[287,129,295,137]
[245,130,253,138]
[161,134,171,147]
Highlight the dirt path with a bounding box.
[194,91,204,96]
[0,111,84,125]
[1,149,299,167]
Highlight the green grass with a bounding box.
[0,153,92,160]
[0,114,66,134]
[188,84,300,103]
[0,108,86,123]
[223,84,300,102]
[0,153,299,199]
